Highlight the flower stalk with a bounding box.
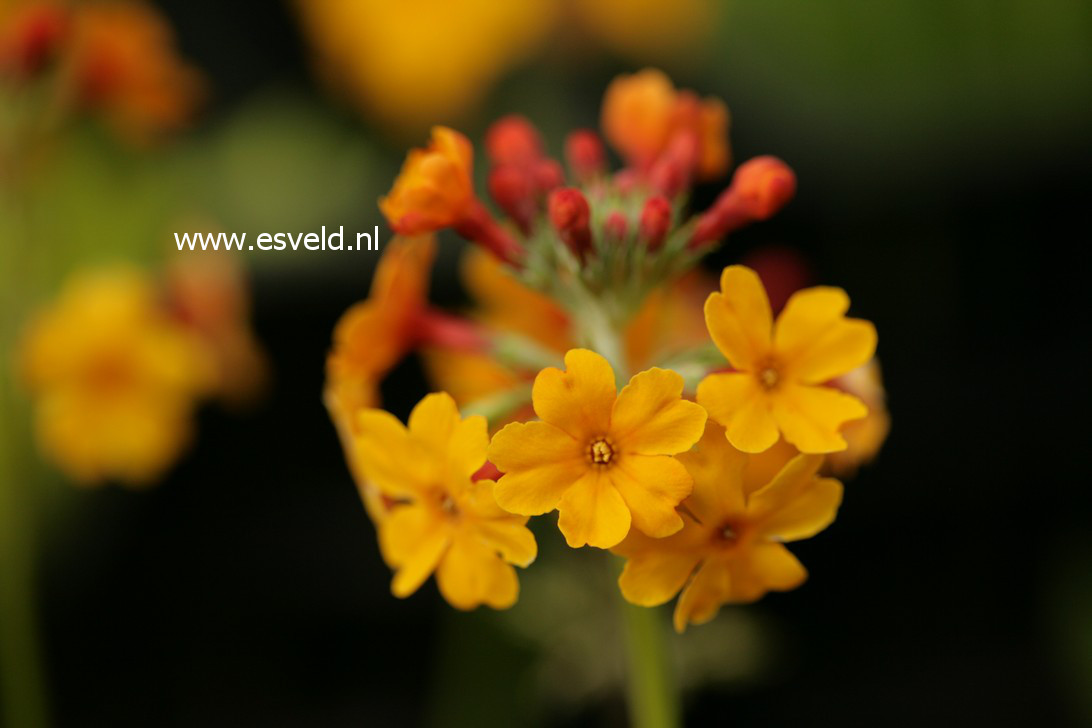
[621,593,681,728]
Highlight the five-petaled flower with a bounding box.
[697,265,877,454]
[353,392,537,609]
[488,349,707,549]
[613,422,843,632]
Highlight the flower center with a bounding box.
[439,493,458,515]
[758,366,780,390]
[588,437,615,466]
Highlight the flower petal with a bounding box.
[758,476,843,543]
[748,543,808,592]
[609,455,691,538]
[354,408,433,498]
[673,557,729,633]
[676,422,748,525]
[436,533,519,610]
[774,287,877,384]
[408,392,489,481]
[703,265,772,370]
[531,348,616,440]
[474,519,538,568]
[619,549,702,607]
[771,384,868,453]
[557,470,631,548]
[378,505,450,598]
[696,372,779,454]
[489,421,587,515]
[611,367,707,455]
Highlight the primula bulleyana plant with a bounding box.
[326,69,889,630]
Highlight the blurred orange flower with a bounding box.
[354,393,537,609]
[697,265,876,454]
[18,267,214,485]
[827,358,890,476]
[379,127,475,235]
[614,423,842,632]
[488,349,706,549]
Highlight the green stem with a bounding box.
[620,599,681,728]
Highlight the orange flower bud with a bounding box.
[690,156,796,250]
[533,158,563,193]
[485,114,543,167]
[549,187,592,261]
[379,126,475,235]
[601,68,676,171]
[639,195,672,250]
[488,164,535,232]
[565,129,606,181]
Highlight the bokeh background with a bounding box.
[3,0,1091,725]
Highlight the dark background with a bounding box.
[31,1,1092,726]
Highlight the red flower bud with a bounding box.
[485,115,543,167]
[533,158,564,194]
[488,165,535,233]
[690,156,796,250]
[649,132,698,197]
[548,187,593,261]
[0,3,67,79]
[639,195,672,251]
[565,129,605,182]
[453,200,525,267]
[604,211,629,242]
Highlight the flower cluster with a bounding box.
[0,0,202,142]
[18,259,266,486]
[327,70,889,629]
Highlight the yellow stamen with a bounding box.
[589,438,614,465]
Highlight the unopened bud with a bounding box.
[485,115,543,167]
[488,165,535,233]
[0,3,67,79]
[639,195,672,251]
[690,156,796,250]
[649,132,698,197]
[565,129,605,182]
[548,187,592,262]
[534,158,564,194]
[604,212,629,243]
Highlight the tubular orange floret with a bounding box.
[548,187,593,262]
[414,310,490,352]
[565,129,606,182]
[485,114,544,167]
[639,195,672,251]
[0,2,68,79]
[689,156,797,250]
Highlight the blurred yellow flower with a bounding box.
[697,265,876,454]
[295,0,555,130]
[613,422,842,632]
[325,235,435,446]
[17,267,214,486]
[353,392,536,609]
[570,0,719,65]
[488,349,707,549]
[827,358,890,476]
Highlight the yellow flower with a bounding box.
[353,392,537,609]
[613,423,843,632]
[295,0,554,130]
[324,235,435,445]
[18,267,214,486]
[826,358,890,476]
[379,126,475,235]
[488,349,707,549]
[697,265,877,454]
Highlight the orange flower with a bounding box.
[826,359,890,476]
[68,0,202,141]
[325,235,435,444]
[379,126,475,235]
[601,68,730,181]
[613,423,842,631]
